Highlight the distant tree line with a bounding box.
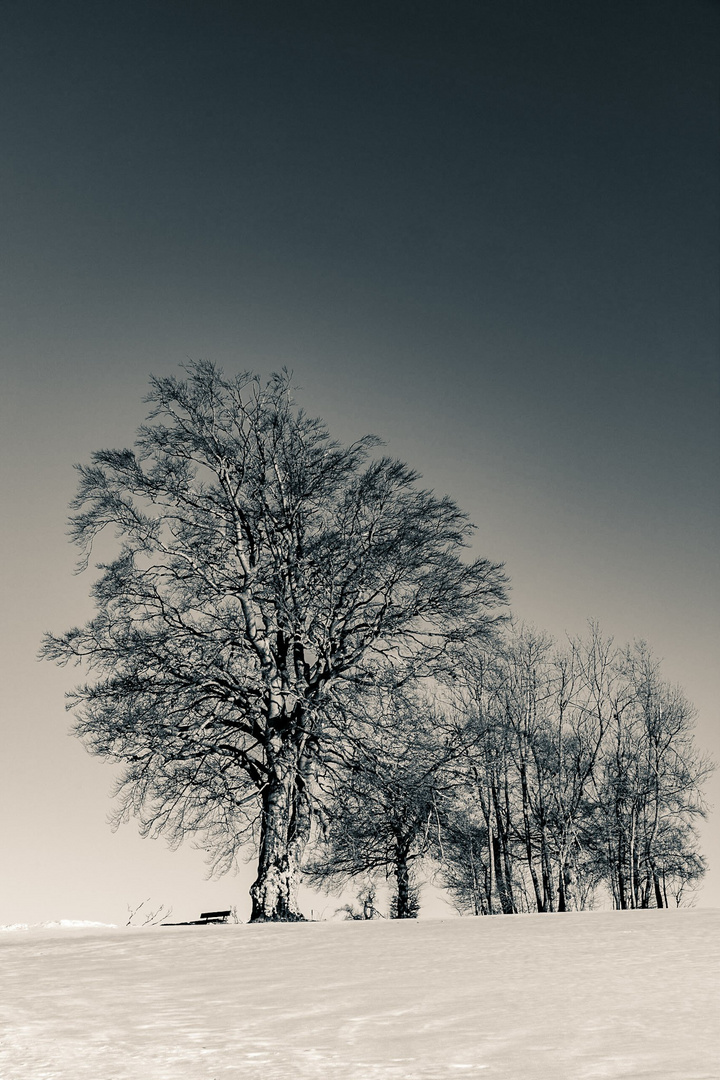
[42,364,713,920]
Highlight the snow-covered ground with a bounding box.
[0,921,117,933]
[0,909,717,1079]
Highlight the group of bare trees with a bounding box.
[431,626,711,915]
[42,363,712,920]
[305,626,711,917]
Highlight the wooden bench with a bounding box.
[162,909,233,926]
[199,909,232,924]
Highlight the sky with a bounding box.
[0,0,718,925]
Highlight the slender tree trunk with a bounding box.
[615,801,629,909]
[558,849,577,912]
[475,774,494,914]
[607,835,620,909]
[519,762,544,911]
[487,808,496,915]
[617,860,629,909]
[395,847,413,918]
[468,843,482,917]
[628,809,638,909]
[491,780,514,914]
[539,818,555,912]
[502,772,517,912]
[662,871,670,909]
[492,836,514,914]
[652,867,664,909]
[647,777,663,908]
[558,854,567,912]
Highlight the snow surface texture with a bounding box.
[0,909,717,1080]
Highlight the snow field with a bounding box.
[0,909,718,1079]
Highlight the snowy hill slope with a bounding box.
[0,909,717,1079]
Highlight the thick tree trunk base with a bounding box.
[249,863,305,923]
[250,911,306,923]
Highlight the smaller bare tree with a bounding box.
[306,685,461,918]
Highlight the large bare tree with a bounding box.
[42,363,507,920]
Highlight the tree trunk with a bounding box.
[250,743,306,922]
[539,819,555,912]
[487,815,496,916]
[628,809,638,909]
[394,848,413,918]
[616,851,629,910]
[491,779,515,914]
[652,867,664,909]
[468,843,482,917]
[491,836,514,915]
[502,773,517,912]
[395,851,410,920]
[519,762,544,911]
[615,801,629,909]
[558,855,576,912]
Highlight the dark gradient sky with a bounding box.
[1,0,718,923]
